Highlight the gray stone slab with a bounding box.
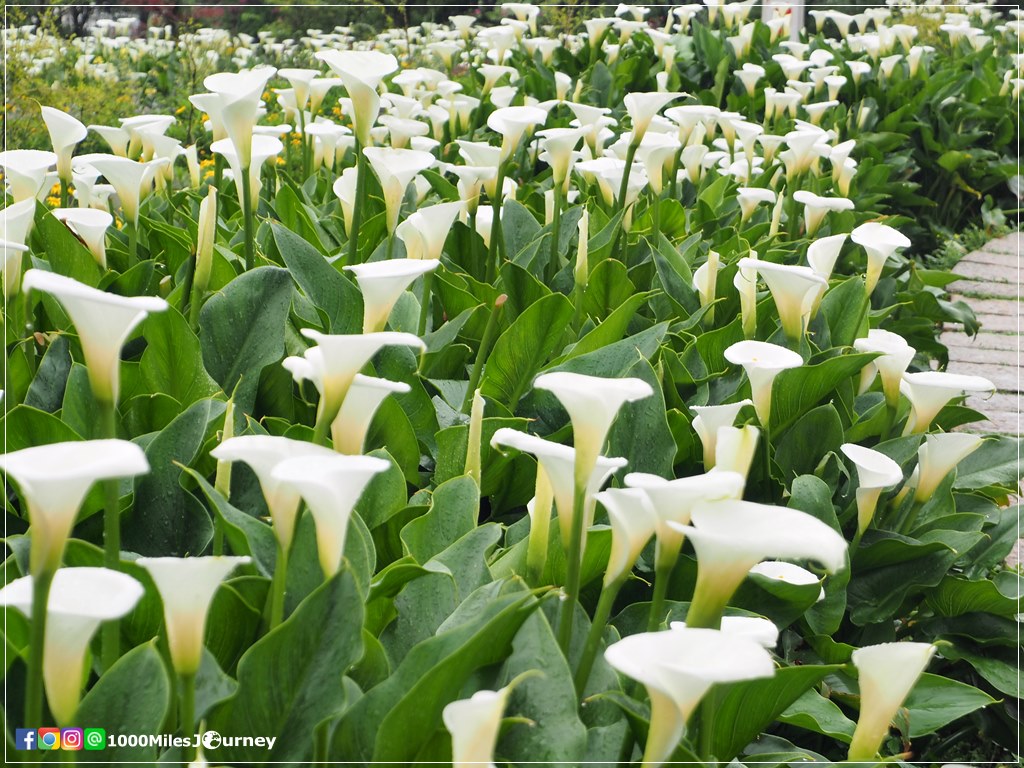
[950,297,1022,317]
[966,391,1022,413]
[963,411,1021,435]
[950,279,1021,299]
[946,344,1019,366]
[973,313,1020,334]
[954,362,1021,392]
[984,233,1022,255]
[952,260,1017,283]
[941,331,1021,351]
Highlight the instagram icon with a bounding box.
[62,728,83,750]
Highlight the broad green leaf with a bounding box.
[952,436,1022,492]
[902,673,997,737]
[209,569,364,764]
[778,689,856,742]
[769,353,877,432]
[24,335,70,413]
[140,306,219,405]
[401,475,480,563]
[199,266,292,409]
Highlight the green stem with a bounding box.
[347,144,366,264]
[557,479,587,654]
[899,500,926,536]
[647,562,673,631]
[312,407,331,447]
[698,690,719,762]
[574,575,625,696]
[462,294,506,413]
[547,184,564,283]
[267,542,289,629]
[313,721,329,763]
[241,169,255,271]
[25,568,53,728]
[214,153,223,192]
[417,271,434,336]
[180,673,196,762]
[99,399,122,671]
[60,177,70,208]
[385,233,395,261]
[127,222,138,267]
[616,140,639,212]
[486,164,507,283]
[651,190,661,238]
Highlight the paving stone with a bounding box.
[951,362,1020,391]
[941,331,1021,350]
[984,233,1022,254]
[966,411,1021,435]
[966,391,1022,413]
[950,279,1021,299]
[963,249,1018,267]
[949,297,1021,317]
[972,313,1020,333]
[945,343,1019,366]
[951,260,1017,283]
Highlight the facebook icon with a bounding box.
[15,729,36,750]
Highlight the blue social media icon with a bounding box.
[15,729,36,750]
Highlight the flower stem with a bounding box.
[547,184,564,283]
[417,271,434,337]
[312,408,331,447]
[574,575,625,697]
[267,543,289,630]
[486,164,506,283]
[60,178,70,208]
[462,294,505,413]
[557,479,587,655]
[127,222,138,268]
[241,170,256,272]
[180,672,196,762]
[99,399,122,671]
[646,561,673,631]
[25,568,53,728]
[347,144,366,264]
[313,721,329,763]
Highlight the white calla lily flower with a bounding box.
[2,197,38,247]
[272,454,389,577]
[625,471,745,571]
[793,190,854,236]
[22,269,168,404]
[690,400,753,469]
[806,233,848,281]
[51,208,113,268]
[532,372,653,483]
[81,155,163,227]
[669,499,848,628]
[362,147,436,233]
[738,259,826,341]
[2,240,29,299]
[623,91,685,143]
[853,329,915,407]
[670,616,780,649]
[210,436,337,552]
[737,187,776,222]
[443,686,512,768]
[332,375,411,455]
[724,340,803,425]
[0,440,149,576]
[0,568,143,725]
[344,258,440,333]
[900,371,995,434]
[712,425,761,483]
[848,642,936,761]
[396,200,464,261]
[0,149,57,201]
[41,106,88,184]
[203,66,276,169]
[749,561,825,601]
[332,167,358,236]
[693,250,720,322]
[487,105,548,162]
[317,51,398,146]
[595,488,659,586]
[605,628,774,768]
[909,433,984,503]
[851,222,911,294]
[137,556,250,676]
[841,443,903,533]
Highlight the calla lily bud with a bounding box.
[909,433,984,503]
[272,454,389,577]
[0,440,149,577]
[712,425,760,483]
[491,428,627,553]
[23,269,168,405]
[853,329,915,408]
[345,258,440,333]
[851,222,911,295]
[41,106,87,185]
[690,400,753,469]
[595,488,659,586]
[724,340,803,425]
[51,208,113,269]
[575,208,590,289]
[362,147,435,234]
[605,628,774,768]
[900,371,995,435]
[669,499,848,628]
[333,167,358,236]
[443,686,512,768]
[693,250,720,324]
[848,642,936,761]
[185,144,201,188]
[193,185,218,301]
[0,568,143,725]
[137,556,250,676]
[465,389,485,485]
[733,251,758,339]
[840,444,903,534]
[210,436,337,552]
[533,372,653,485]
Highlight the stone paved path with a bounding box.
[940,232,1021,435]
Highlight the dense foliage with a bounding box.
[2,2,1021,767]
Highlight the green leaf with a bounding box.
[952,436,1022,492]
[199,266,293,409]
[560,291,654,362]
[335,582,539,763]
[0,403,82,450]
[140,306,220,405]
[25,335,71,412]
[820,276,869,348]
[901,673,996,737]
[272,221,362,333]
[708,665,840,761]
[481,292,574,410]
[34,208,104,286]
[926,574,1021,619]
[778,689,856,742]
[209,568,364,765]
[769,353,877,432]
[123,398,224,556]
[774,405,844,482]
[76,642,171,764]
[401,475,480,563]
